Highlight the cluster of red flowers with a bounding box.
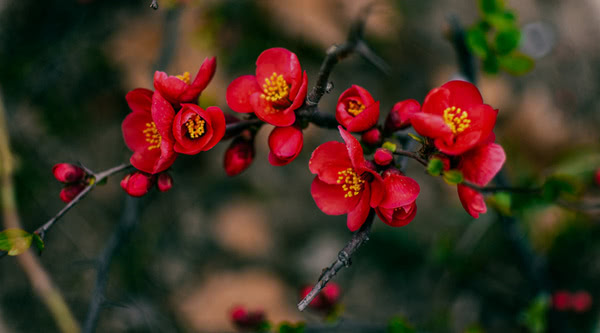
[552,290,593,313]
[52,163,89,203]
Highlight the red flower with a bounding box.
[374,148,393,166]
[299,283,341,311]
[157,172,173,192]
[336,85,380,133]
[229,306,266,331]
[120,171,153,197]
[375,169,420,227]
[361,127,382,146]
[595,168,600,187]
[226,48,308,127]
[52,163,86,183]
[552,291,571,311]
[456,141,506,218]
[268,126,303,166]
[153,57,216,104]
[59,183,86,203]
[224,136,255,176]
[411,80,497,155]
[571,291,592,313]
[309,126,384,231]
[122,89,177,174]
[385,99,421,132]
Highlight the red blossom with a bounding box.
[122,89,177,174]
[309,126,384,231]
[169,103,226,155]
[226,48,308,127]
[153,57,216,104]
[595,168,600,187]
[411,80,497,155]
[552,290,571,311]
[299,283,341,312]
[374,148,393,166]
[59,183,86,203]
[385,99,421,132]
[571,291,592,313]
[52,163,86,183]
[335,85,380,133]
[224,136,255,176]
[361,127,382,146]
[375,169,420,227]
[120,171,153,197]
[229,306,266,331]
[268,125,303,166]
[157,172,173,192]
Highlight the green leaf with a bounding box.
[32,233,45,253]
[499,52,534,75]
[482,53,500,74]
[427,158,444,176]
[487,192,512,216]
[495,27,521,55]
[519,294,549,333]
[407,133,423,143]
[278,322,305,333]
[485,12,517,30]
[443,170,464,185]
[542,175,580,202]
[387,316,415,333]
[466,27,489,58]
[382,141,397,153]
[0,228,33,256]
[478,0,505,15]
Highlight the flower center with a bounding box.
[347,100,366,117]
[143,122,162,150]
[261,72,290,107]
[185,114,206,139]
[336,168,365,198]
[176,71,191,84]
[443,106,471,134]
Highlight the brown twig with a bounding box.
[298,210,375,311]
[392,150,428,167]
[461,180,542,194]
[150,0,158,10]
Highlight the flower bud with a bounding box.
[120,172,153,197]
[59,183,86,203]
[552,290,571,311]
[268,126,303,166]
[384,99,420,132]
[361,127,382,146]
[374,148,393,166]
[52,163,86,183]
[157,172,173,192]
[299,283,341,312]
[571,291,592,313]
[229,306,266,331]
[224,136,255,176]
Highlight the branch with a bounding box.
[461,180,542,194]
[296,106,339,129]
[447,15,477,84]
[224,118,263,138]
[392,150,428,167]
[149,0,158,10]
[297,210,375,311]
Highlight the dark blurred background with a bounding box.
[1,0,600,332]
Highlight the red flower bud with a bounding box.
[299,283,341,312]
[224,137,255,176]
[552,290,571,311]
[384,99,420,132]
[59,183,86,203]
[361,127,382,146]
[595,168,600,187]
[157,173,173,192]
[571,291,592,313]
[52,163,86,183]
[336,85,380,133]
[120,172,153,197]
[374,148,393,166]
[268,126,303,166]
[229,306,266,331]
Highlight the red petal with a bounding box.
[172,105,214,155]
[346,185,371,231]
[153,141,177,174]
[122,111,153,152]
[268,126,303,159]
[338,126,366,169]
[151,92,175,143]
[443,80,483,110]
[457,185,487,218]
[153,71,188,104]
[308,141,352,184]
[365,168,384,207]
[435,104,498,155]
[410,113,453,141]
[311,177,359,215]
[460,143,506,185]
[202,106,226,151]
[255,48,301,87]
[346,101,380,132]
[379,174,420,208]
[126,88,153,114]
[422,87,450,116]
[180,56,217,102]
[288,71,307,110]
[250,92,295,126]
[130,148,160,174]
[226,75,261,113]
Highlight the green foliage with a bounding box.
[487,192,512,216]
[542,175,580,202]
[427,158,444,176]
[278,322,305,333]
[466,28,489,58]
[0,228,35,256]
[519,294,549,333]
[499,52,534,75]
[495,27,520,55]
[388,316,415,333]
[382,141,398,153]
[478,0,504,15]
[443,170,464,185]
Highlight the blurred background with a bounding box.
[0,0,600,332]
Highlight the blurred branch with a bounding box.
[0,90,80,332]
[462,180,542,194]
[150,0,158,10]
[83,196,140,333]
[392,150,428,167]
[298,210,375,311]
[154,7,182,71]
[224,118,263,137]
[447,15,477,84]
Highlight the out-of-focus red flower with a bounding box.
[411,80,497,155]
[456,141,506,218]
[268,126,303,166]
[153,57,216,104]
[595,168,600,187]
[361,127,382,146]
[52,163,86,183]
[299,283,341,312]
[224,136,255,176]
[385,99,421,132]
[226,48,308,127]
[120,171,153,197]
[335,85,380,133]
[571,291,592,313]
[374,148,393,166]
[375,168,420,227]
[552,291,571,311]
[59,183,86,203]
[229,305,266,331]
[309,126,384,231]
[122,89,177,174]
[157,172,173,192]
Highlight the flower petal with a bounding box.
[309,141,352,184]
[410,112,453,140]
[457,185,487,218]
[338,126,366,169]
[153,71,188,104]
[346,101,380,132]
[346,185,371,231]
[379,174,420,208]
[202,106,226,151]
[122,111,153,152]
[460,143,506,185]
[126,88,153,114]
[255,47,301,86]
[443,80,483,110]
[151,92,176,143]
[180,56,217,102]
[268,126,303,159]
[250,92,296,126]
[311,177,359,215]
[422,87,450,116]
[226,75,261,113]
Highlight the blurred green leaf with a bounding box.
[478,0,505,15]
[485,12,517,30]
[382,141,397,153]
[542,175,581,202]
[407,133,423,143]
[499,52,534,75]
[466,27,489,58]
[483,53,500,74]
[427,158,444,176]
[388,316,415,333]
[32,233,44,253]
[495,27,521,55]
[0,228,33,256]
[443,170,464,185]
[278,322,305,333]
[519,294,549,333]
[487,192,512,216]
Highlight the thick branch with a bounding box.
[296,106,339,129]
[306,43,357,106]
[297,210,375,311]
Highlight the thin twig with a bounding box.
[447,15,477,84]
[224,118,263,137]
[150,0,158,10]
[296,106,338,129]
[392,150,427,167]
[298,210,375,311]
[461,180,542,194]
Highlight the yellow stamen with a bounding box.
[143,122,162,150]
[336,168,365,198]
[443,106,471,134]
[185,114,206,139]
[176,71,191,84]
[347,100,366,117]
[261,72,289,104]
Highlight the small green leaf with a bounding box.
[407,133,423,143]
[485,12,517,30]
[483,53,500,74]
[387,316,415,333]
[32,233,45,253]
[519,294,549,333]
[443,170,464,185]
[382,141,397,153]
[427,158,444,177]
[466,27,489,58]
[478,0,505,15]
[0,228,33,256]
[542,175,580,202]
[487,192,512,216]
[499,52,534,75]
[278,322,305,333]
[495,27,521,55]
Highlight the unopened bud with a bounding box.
[384,99,420,132]
[120,172,153,197]
[361,127,382,146]
[224,137,255,176]
[157,172,173,192]
[59,183,86,203]
[52,163,86,183]
[374,148,393,166]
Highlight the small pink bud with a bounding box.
[321,283,341,304]
[229,306,266,331]
[361,127,382,146]
[374,148,393,166]
[121,172,153,197]
[224,137,255,176]
[59,183,86,203]
[571,291,592,313]
[157,173,173,192]
[384,99,421,132]
[52,163,86,183]
[552,290,571,311]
